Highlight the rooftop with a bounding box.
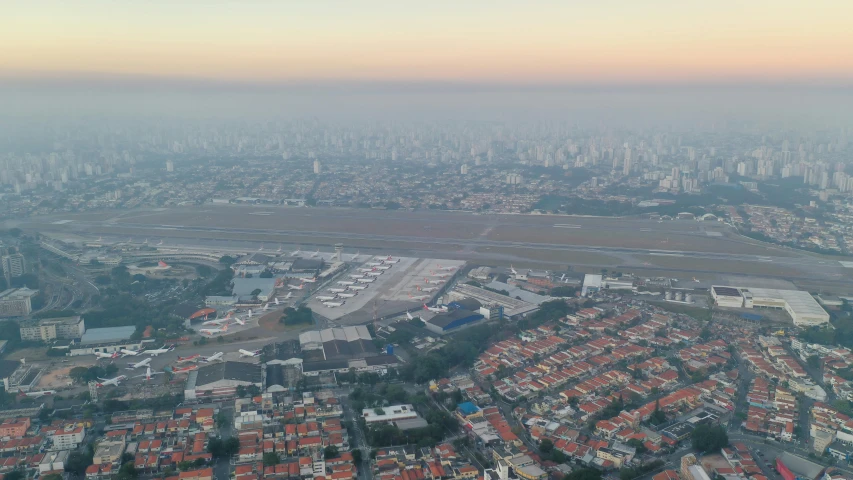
[81,326,136,344]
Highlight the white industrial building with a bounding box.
[361,404,421,424]
[711,285,829,326]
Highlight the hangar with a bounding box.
[184,361,262,400]
[425,309,485,335]
[298,326,377,360]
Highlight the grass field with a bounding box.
[648,300,713,322]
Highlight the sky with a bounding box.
[3,0,853,87]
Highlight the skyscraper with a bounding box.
[313,160,322,174]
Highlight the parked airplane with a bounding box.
[199,324,229,336]
[430,271,452,278]
[232,317,246,326]
[418,285,439,293]
[329,288,347,293]
[310,249,320,258]
[239,349,262,358]
[348,285,367,290]
[203,317,229,326]
[424,304,449,313]
[383,256,400,264]
[203,352,224,362]
[409,293,430,301]
[337,281,355,286]
[121,348,144,356]
[366,271,382,277]
[366,262,383,267]
[138,366,163,381]
[348,274,364,279]
[375,265,392,271]
[247,309,254,318]
[96,375,128,387]
[284,292,293,300]
[693,277,700,283]
[273,297,281,305]
[177,354,201,363]
[358,268,374,273]
[406,311,420,321]
[145,345,175,356]
[94,351,120,360]
[437,265,456,271]
[356,278,375,283]
[302,277,318,283]
[351,252,360,261]
[171,365,198,373]
[316,295,337,301]
[157,239,164,246]
[18,389,55,398]
[127,358,152,369]
[262,303,270,311]
[288,283,305,290]
[338,292,357,298]
[510,265,518,275]
[291,247,301,256]
[323,301,345,308]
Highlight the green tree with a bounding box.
[324,446,340,459]
[564,468,602,480]
[807,355,821,369]
[539,438,554,454]
[691,424,729,452]
[352,449,363,464]
[263,452,280,466]
[116,462,138,480]
[219,256,236,266]
[3,471,24,480]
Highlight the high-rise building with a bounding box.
[166,160,174,172]
[313,160,321,174]
[1,253,25,279]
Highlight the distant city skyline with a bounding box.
[3,1,853,87]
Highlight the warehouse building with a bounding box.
[711,286,829,326]
[184,361,262,400]
[448,284,538,318]
[19,316,85,342]
[425,309,485,335]
[298,326,376,360]
[80,326,135,344]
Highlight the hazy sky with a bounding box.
[3,0,853,87]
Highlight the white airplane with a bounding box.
[419,285,439,293]
[96,375,128,387]
[302,277,318,283]
[127,358,152,370]
[316,295,337,301]
[258,244,264,251]
[367,262,383,267]
[375,265,392,270]
[329,287,347,293]
[291,247,301,256]
[203,317,230,326]
[338,292,357,298]
[510,265,518,275]
[693,277,700,283]
[239,349,262,358]
[337,281,355,286]
[203,352,224,362]
[262,303,270,311]
[356,278,375,283]
[157,239,164,246]
[199,324,229,336]
[121,348,144,356]
[424,304,449,313]
[348,285,367,291]
[358,268,374,273]
[94,351,120,360]
[145,345,175,356]
[351,252,360,261]
[406,311,416,320]
[247,309,254,318]
[273,297,281,305]
[284,292,293,300]
[437,265,456,271]
[409,293,430,301]
[383,256,400,264]
[323,301,345,308]
[310,249,320,258]
[288,283,305,290]
[137,366,163,381]
[18,389,56,398]
[430,271,452,278]
[349,274,364,279]
[233,317,246,326]
[366,271,382,277]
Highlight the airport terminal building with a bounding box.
[711,286,829,326]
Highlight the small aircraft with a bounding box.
[96,375,128,387]
[348,285,367,291]
[310,249,320,258]
[510,265,518,275]
[288,283,305,290]
[199,324,229,336]
[291,247,301,256]
[157,239,163,246]
[127,358,152,370]
[302,277,317,283]
[409,293,430,301]
[316,295,337,301]
[693,277,700,283]
[203,352,224,362]
[424,303,449,313]
[358,268,374,273]
[121,348,144,356]
[145,345,175,356]
[284,292,293,300]
[239,349,262,358]
[323,301,345,308]
[177,354,201,363]
[273,297,281,305]
[94,351,120,360]
[338,292,357,298]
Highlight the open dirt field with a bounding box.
[39,363,94,389]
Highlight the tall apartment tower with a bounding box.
[313,160,322,174]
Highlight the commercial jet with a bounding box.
[409,293,430,301]
[291,247,301,256]
[127,358,152,369]
[316,295,337,301]
[323,301,345,308]
[96,375,128,387]
[239,349,262,358]
[288,283,305,290]
[121,348,144,356]
[145,345,175,356]
[171,365,198,373]
[203,352,224,362]
[310,249,320,258]
[138,366,163,381]
[424,304,449,313]
[302,277,317,283]
[338,292,357,298]
[418,285,439,293]
[328,288,347,293]
[199,324,229,336]
[348,285,367,291]
[177,354,201,363]
[94,351,120,360]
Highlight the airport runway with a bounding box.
[11,205,853,291]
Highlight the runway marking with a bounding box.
[554,224,581,229]
[640,228,652,232]
[840,261,853,268]
[52,220,72,224]
[756,259,773,262]
[649,253,684,257]
[249,212,273,216]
